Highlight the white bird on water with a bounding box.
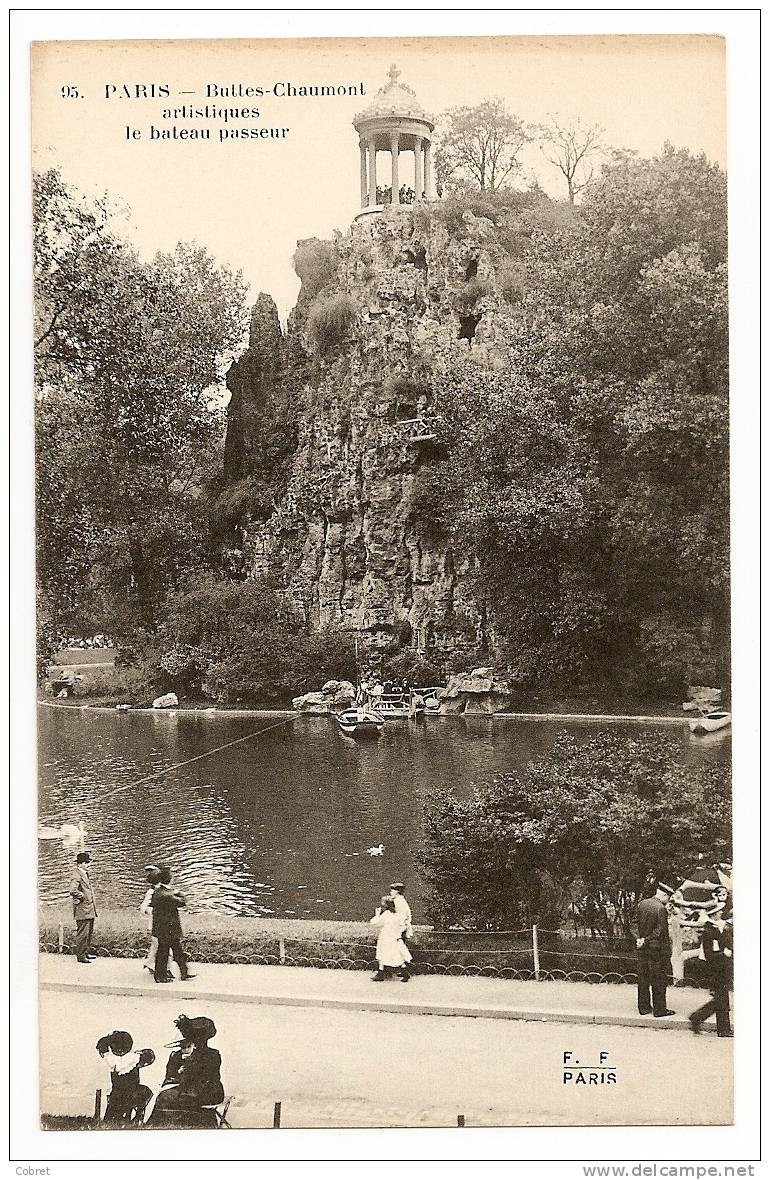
[367,843,385,857]
[38,821,87,848]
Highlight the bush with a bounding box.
[292,238,339,300]
[456,276,493,313]
[418,729,731,931]
[305,291,358,355]
[141,579,357,705]
[382,649,444,687]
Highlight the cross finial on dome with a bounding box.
[387,63,401,86]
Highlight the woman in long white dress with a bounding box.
[370,896,412,982]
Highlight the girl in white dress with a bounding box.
[370,896,412,982]
[140,865,161,974]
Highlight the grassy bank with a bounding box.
[39,906,651,982]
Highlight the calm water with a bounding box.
[37,705,730,922]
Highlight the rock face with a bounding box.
[224,203,514,666]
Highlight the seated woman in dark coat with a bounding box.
[149,1015,224,1127]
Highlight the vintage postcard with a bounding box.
[15,17,760,1163]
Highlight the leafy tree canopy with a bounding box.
[432,146,729,697]
[34,169,249,649]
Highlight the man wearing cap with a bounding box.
[635,879,675,1018]
[70,851,97,964]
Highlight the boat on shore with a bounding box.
[689,710,732,735]
[337,707,386,737]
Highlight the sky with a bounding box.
[32,35,726,322]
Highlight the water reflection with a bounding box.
[38,706,729,922]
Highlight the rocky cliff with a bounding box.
[222,202,515,666]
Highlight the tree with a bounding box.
[147,577,357,703]
[432,147,729,698]
[537,115,605,204]
[418,731,731,932]
[435,100,532,193]
[34,169,249,641]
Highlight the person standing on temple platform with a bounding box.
[635,879,675,1018]
[70,851,97,964]
[689,900,733,1037]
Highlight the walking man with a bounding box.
[70,850,97,964]
[689,906,733,1037]
[152,865,195,984]
[635,879,675,1018]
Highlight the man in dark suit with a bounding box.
[635,879,675,1017]
[689,906,733,1037]
[152,865,195,984]
[70,851,97,964]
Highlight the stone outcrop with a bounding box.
[435,667,512,715]
[224,203,516,666]
[292,679,356,714]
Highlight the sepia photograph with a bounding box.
[10,13,760,1163]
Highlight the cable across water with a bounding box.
[96,712,297,803]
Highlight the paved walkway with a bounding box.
[39,953,714,1032]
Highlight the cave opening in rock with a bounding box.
[465,258,478,280]
[405,247,428,272]
[458,312,482,342]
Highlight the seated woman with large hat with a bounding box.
[149,1014,225,1128]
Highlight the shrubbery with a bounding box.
[292,238,339,300]
[305,291,358,355]
[143,578,356,705]
[419,729,731,932]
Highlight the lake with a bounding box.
[37,705,730,923]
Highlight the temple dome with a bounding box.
[353,64,434,132]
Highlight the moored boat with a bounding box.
[337,707,385,737]
[689,710,732,735]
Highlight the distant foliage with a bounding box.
[419,730,732,931]
[306,291,358,355]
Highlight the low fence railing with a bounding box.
[39,921,707,987]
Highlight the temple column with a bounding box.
[423,139,432,200]
[359,140,368,206]
[413,136,422,199]
[390,132,400,203]
[367,137,377,205]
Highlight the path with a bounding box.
[39,964,733,1128]
[40,951,717,1030]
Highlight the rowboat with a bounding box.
[689,710,732,735]
[337,708,385,737]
